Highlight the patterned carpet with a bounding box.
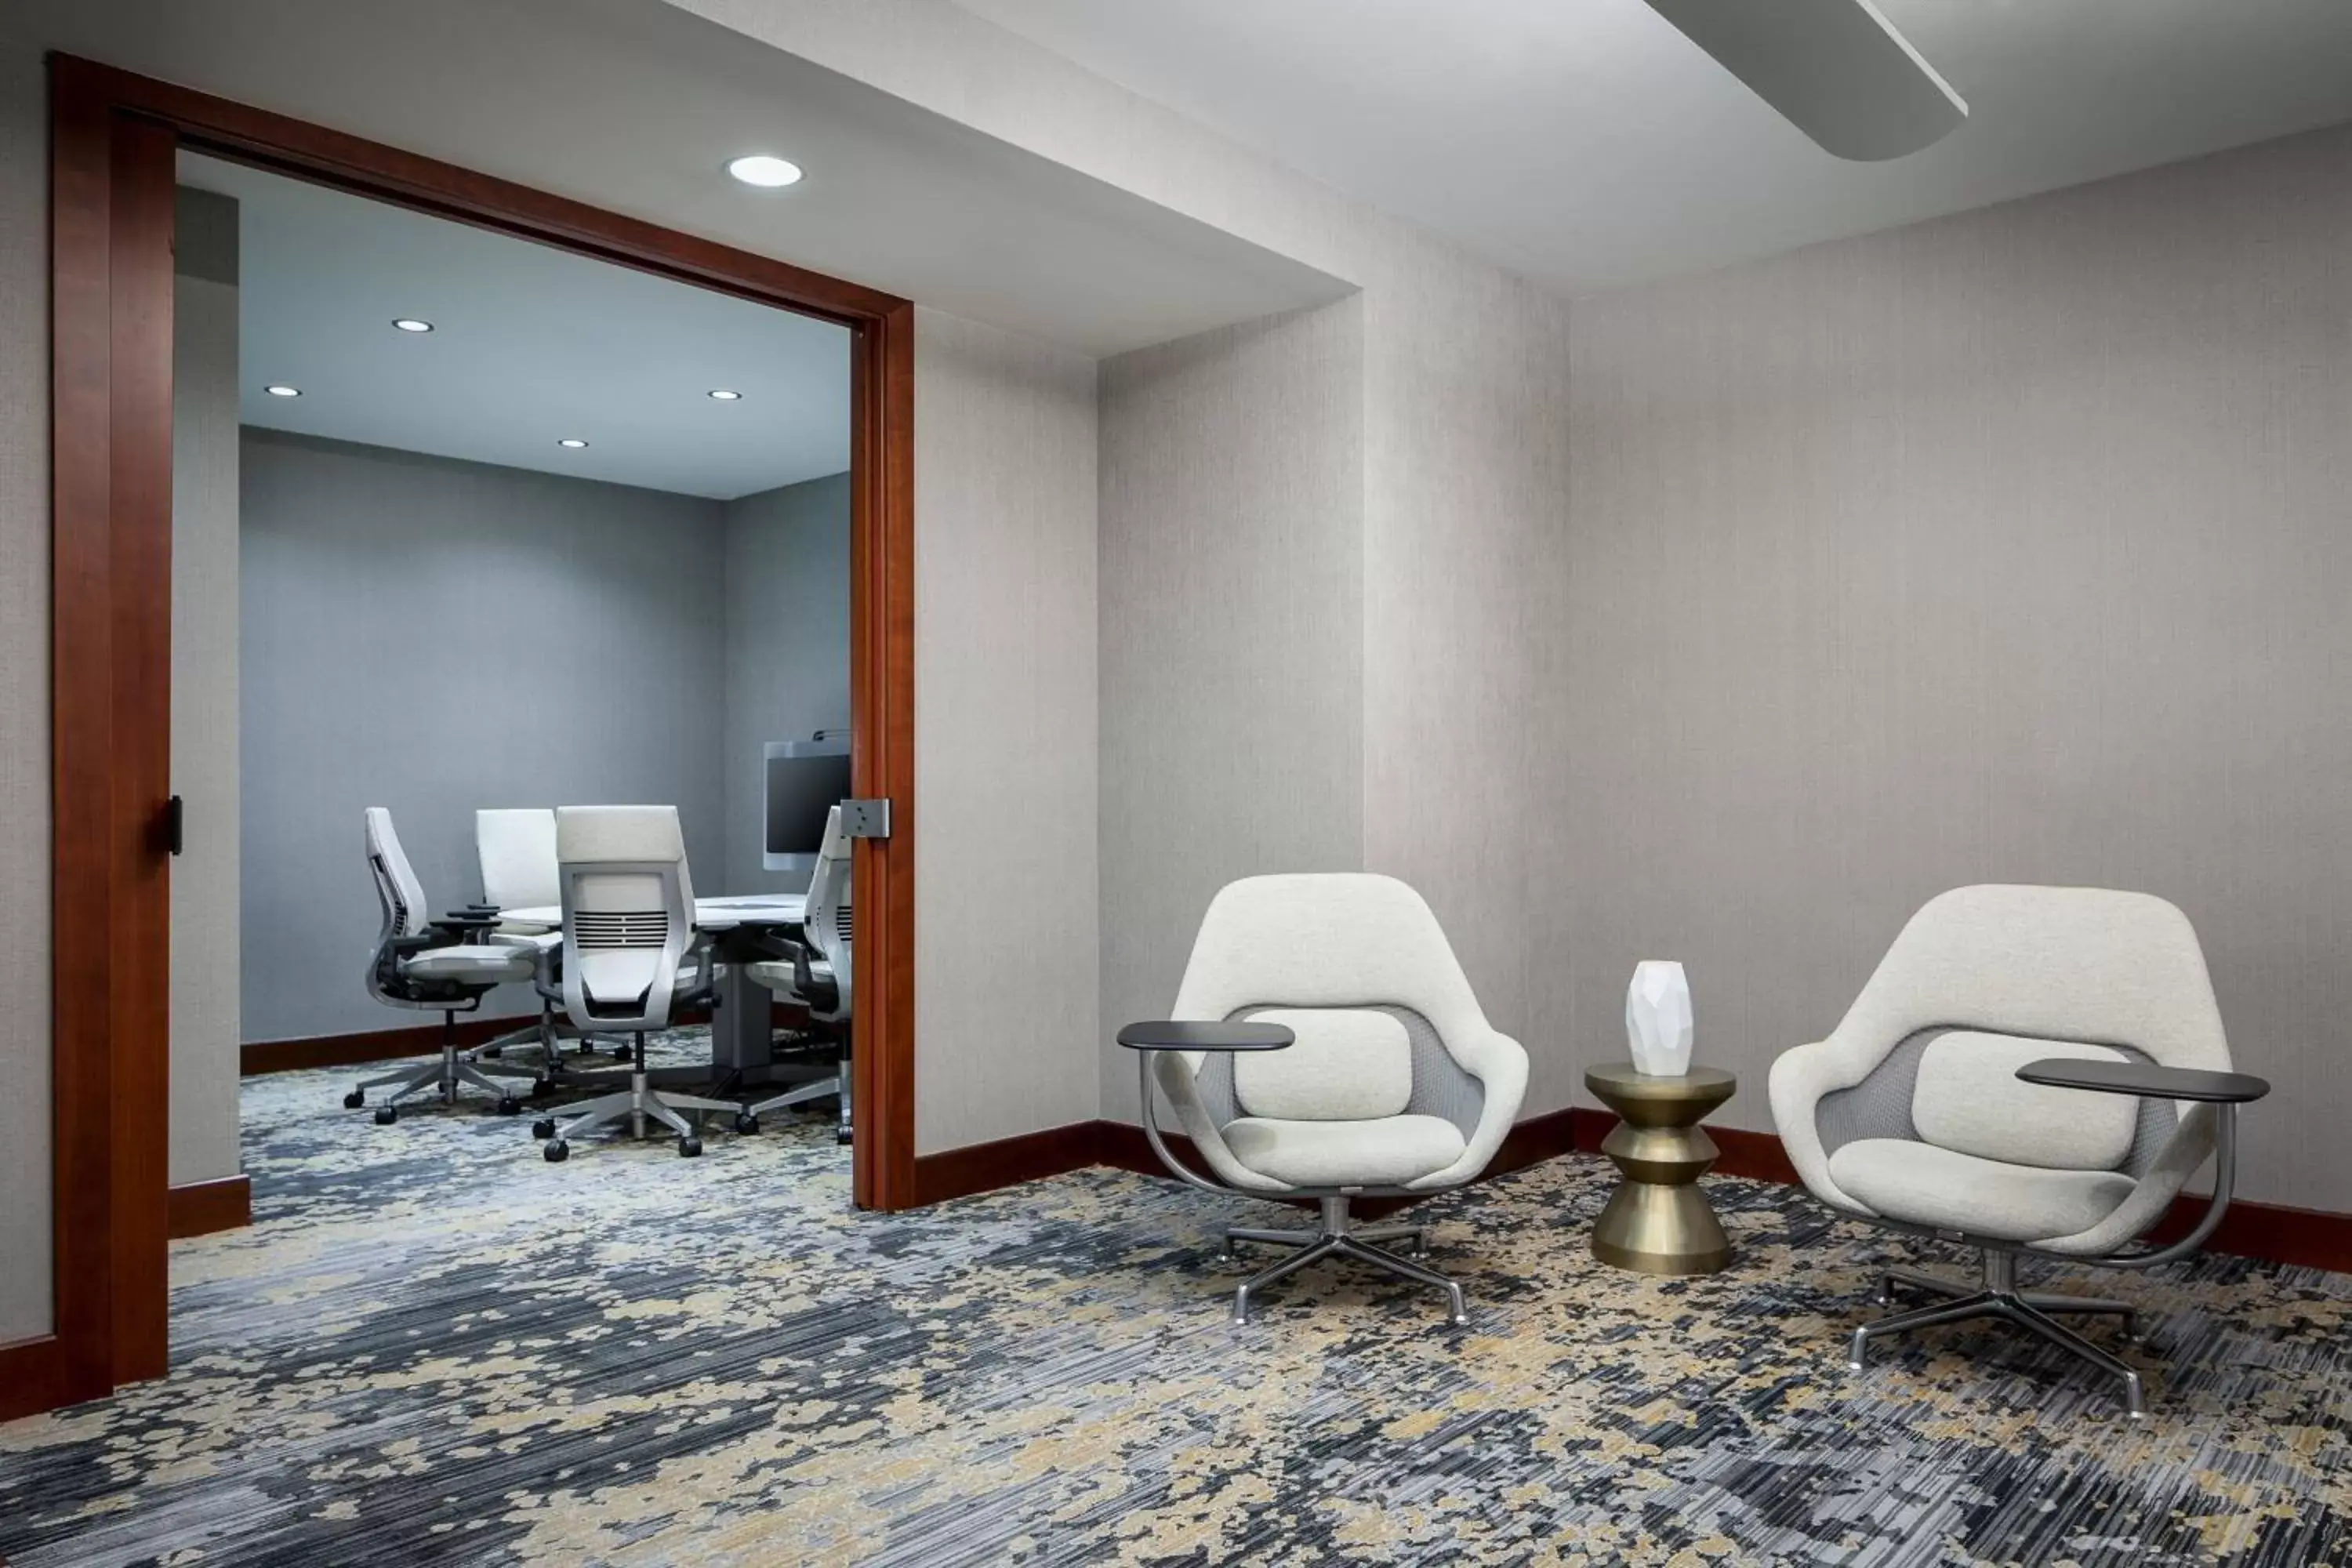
[2,1033,2347,1567]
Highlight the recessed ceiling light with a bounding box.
[264,384,302,397]
[391,318,435,333]
[706,389,742,401]
[557,437,590,449]
[725,154,804,189]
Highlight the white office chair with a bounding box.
[348,807,537,1122]
[1770,885,2270,1417]
[1131,874,1530,1325]
[474,807,619,1076]
[533,804,739,1160]
[734,804,853,1144]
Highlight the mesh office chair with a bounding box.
[1134,874,1530,1324]
[474,807,618,1077]
[348,808,537,1123]
[533,805,739,1160]
[735,805,853,1144]
[1770,884,2270,1417]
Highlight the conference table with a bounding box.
[501,893,807,1074]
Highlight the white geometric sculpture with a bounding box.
[1626,960,1695,1077]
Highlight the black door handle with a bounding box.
[163,795,183,857]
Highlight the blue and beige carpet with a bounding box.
[2,1032,2347,1566]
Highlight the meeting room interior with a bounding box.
[3,1,2350,1564]
[176,149,863,1182]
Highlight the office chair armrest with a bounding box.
[427,911,503,942]
[793,943,839,1013]
[2015,1058,2270,1104]
[1116,1021,1296,1052]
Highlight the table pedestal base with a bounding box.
[1591,1126,1732,1275]
[1585,1062,1738,1277]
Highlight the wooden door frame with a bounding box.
[29,53,916,1413]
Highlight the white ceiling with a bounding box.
[5,0,1349,357]
[954,0,2352,294]
[183,152,850,500]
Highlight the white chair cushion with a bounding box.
[1911,1033,2136,1170]
[492,929,561,953]
[1232,1008,1413,1121]
[402,945,535,984]
[1222,1114,1466,1189]
[1828,1138,2137,1243]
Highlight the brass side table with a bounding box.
[1584,1062,1737,1276]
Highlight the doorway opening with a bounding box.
[45,53,916,1406]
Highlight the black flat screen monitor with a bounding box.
[763,742,851,874]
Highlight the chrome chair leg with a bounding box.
[1221,1225,1317,1261]
[2020,1293,2143,1342]
[1352,1221,1428,1258]
[1223,1198,1467,1324]
[1877,1265,1973,1307]
[1848,1290,2000,1369]
[2006,1298,2147,1418]
[1232,1236,1346,1325]
[1849,1248,2151,1417]
[1338,1236,1468,1325]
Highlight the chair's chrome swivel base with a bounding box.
[1222,1196,1465,1327]
[531,1032,736,1160]
[736,1040,851,1145]
[346,1012,533,1123]
[1849,1248,2148,1417]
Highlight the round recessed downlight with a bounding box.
[392,318,435,333]
[557,437,590,449]
[707,389,742,401]
[725,154,804,189]
[264,384,302,397]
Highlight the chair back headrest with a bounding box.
[557,804,688,869]
[1171,874,1490,1049]
[476,808,559,909]
[1831,884,2230,1073]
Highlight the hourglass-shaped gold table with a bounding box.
[1584,1062,1738,1276]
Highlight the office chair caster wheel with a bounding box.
[529,1078,554,1099]
[677,1135,703,1158]
[343,1090,364,1109]
[495,1097,521,1116]
[836,1131,853,1146]
[373,1105,398,1126]
[531,1117,557,1139]
[733,1112,759,1136]
[543,1139,570,1163]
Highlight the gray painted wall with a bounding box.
[913,308,1102,1155]
[1359,276,1578,1118]
[170,190,245,1188]
[238,430,729,1043]
[0,36,52,1343]
[720,472,851,895]
[1096,299,1368,1121]
[1560,122,2352,1212]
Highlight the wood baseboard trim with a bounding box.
[166,1175,252,1240]
[915,1105,1588,1214]
[241,1014,548,1076]
[237,1002,797,1077]
[917,1104,2352,1273]
[910,1121,1105,1206]
[0,1334,103,1423]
